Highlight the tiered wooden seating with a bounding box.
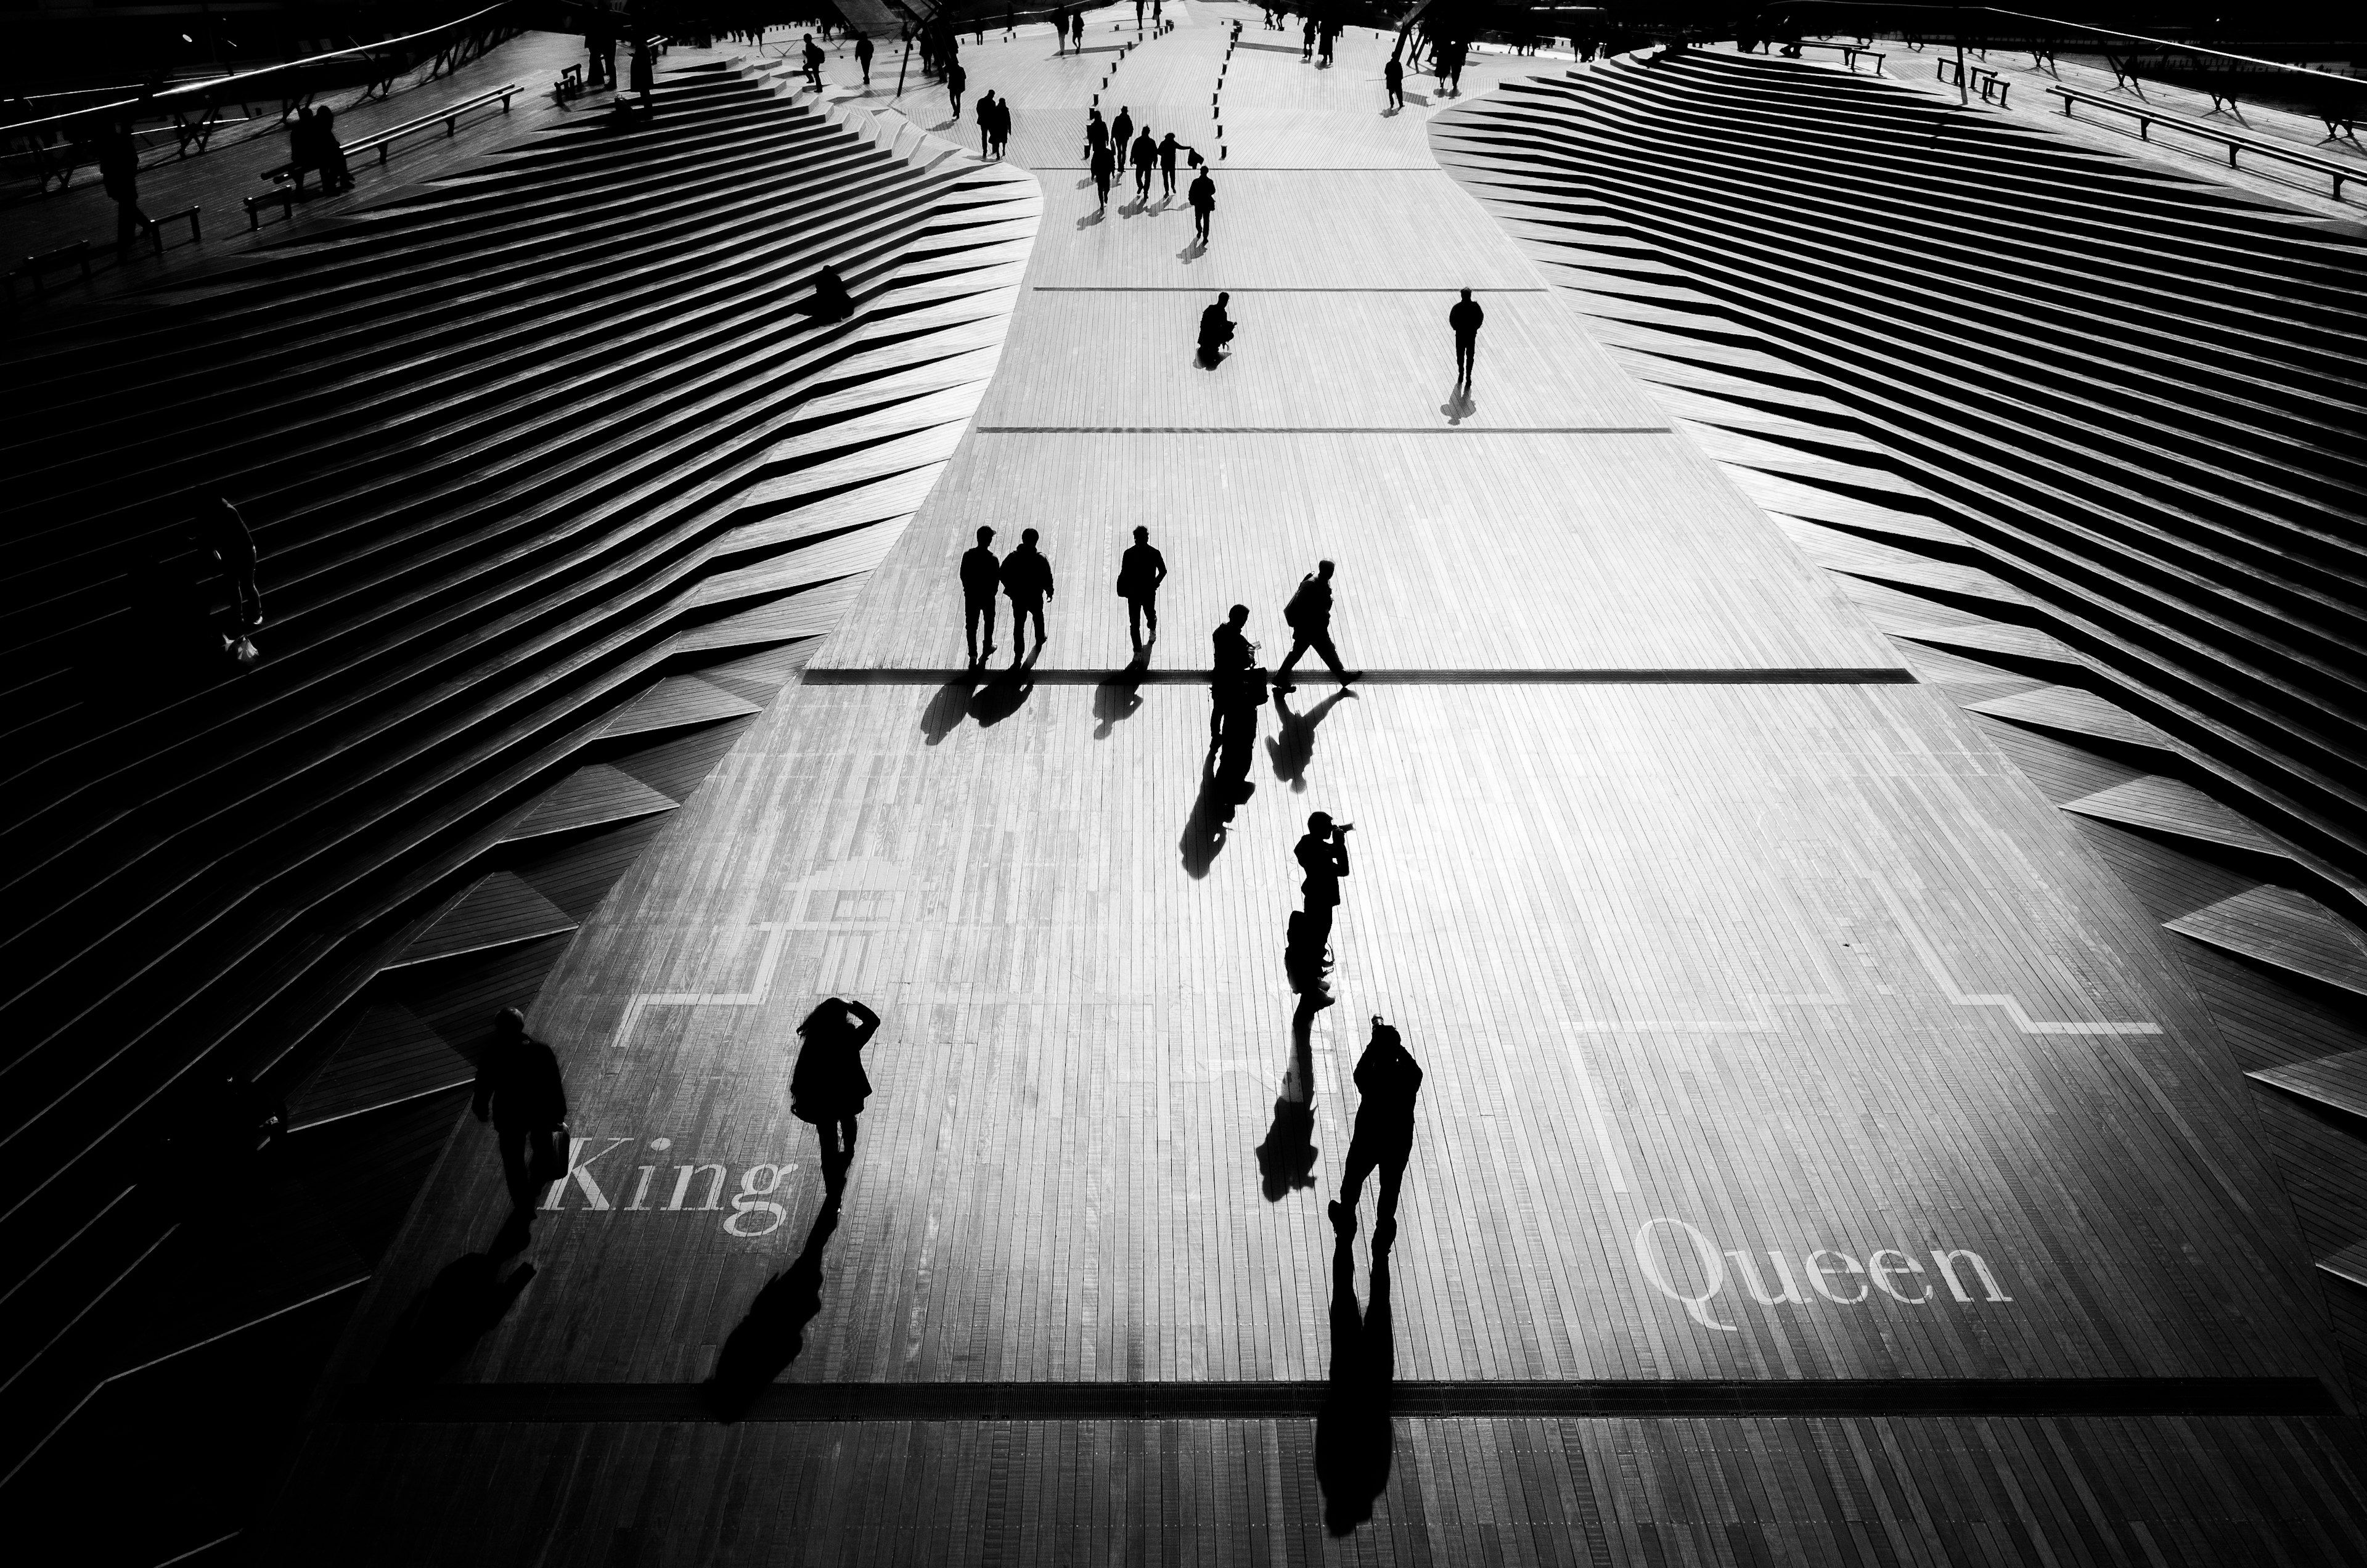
[0,53,1034,1507]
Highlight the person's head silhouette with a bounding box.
[1228,603,1248,627]
[493,1007,527,1041]
[976,525,994,546]
[1217,291,1230,309]
[1460,287,1473,301]
[1308,811,1332,837]
[1134,526,1150,544]
[1021,527,1040,548]
[1317,559,1335,579]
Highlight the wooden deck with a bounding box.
[252,8,2367,1561]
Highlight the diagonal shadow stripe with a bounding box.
[341,1378,2339,1423]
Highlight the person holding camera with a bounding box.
[1295,811,1352,952]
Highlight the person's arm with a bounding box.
[844,999,881,1047]
[1152,550,1167,590]
[1044,557,1056,599]
[472,1049,498,1122]
[1333,833,1351,878]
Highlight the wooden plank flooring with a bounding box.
[253,11,2367,1562]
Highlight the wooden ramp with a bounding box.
[252,8,2367,1562]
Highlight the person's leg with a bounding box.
[1274,634,1307,679]
[1313,631,1345,676]
[1144,592,1158,638]
[1333,1132,1378,1230]
[1375,1140,1410,1231]
[497,1122,533,1208]
[1029,604,1047,648]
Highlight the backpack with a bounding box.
[1282,576,1318,630]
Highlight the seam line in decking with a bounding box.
[802,668,1917,686]
[1026,286,1557,293]
[971,425,1675,434]
[338,1378,2340,1423]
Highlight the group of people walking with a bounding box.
[1083,105,1203,216]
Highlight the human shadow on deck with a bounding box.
[1256,1001,1320,1201]
[1441,386,1477,425]
[1094,648,1150,737]
[705,1192,843,1423]
[1180,701,1258,877]
[920,662,1038,740]
[1269,685,1355,791]
[1316,1231,1395,1535]
[367,1250,537,1386]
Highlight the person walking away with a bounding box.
[1085,107,1108,161]
[947,57,967,120]
[631,33,656,102]
[1318,19,1336,66]
[977,89,997,157]
[98,118,152,256]
[1111,106,1134,162]
[1134,0,1145,29]
[1196,290,1235,365]
[1153,0,1164,28]
[586,8,615,87]
[994,95,1014,158]
[1331,1017,1421,1243]
[1157,131,1180,197]
[1090,138,1117,213]
[1000,527,1055,661]
[1274,559,1357,690]
[856,33,874,87]
[802,33,825,88]
[190,493,263,629]
[1210,603,1257,746]
[473,1008,569,1211]
[1072,11,1085,51]
[1295,811,1352,951]
[960,525,1000,664]
[1302,15,1317,60]
[1449,287,1484,386]
[1053,4,1068,54]
[1129,127,1157,202]
[1118,525,1169,647]
[1384,52,1404,110]
[791,998,881,1188]
[1188,165,1216,245]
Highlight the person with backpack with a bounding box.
[801,33,825,89]
[999,526,1057,661]
[1273,559,1357,691]
[1116,525,1169,647]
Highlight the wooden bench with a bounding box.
[343,82,521,168]
[147,205,201,254]
[552,64,584,104]
[1795,38,1886,75]
[1971,66,2011,107]
[4,239,92,306]
[245,183,304,230]
[2047,83,2360,200]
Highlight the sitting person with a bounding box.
[804,264,854,322]
[1196,291,1235,367]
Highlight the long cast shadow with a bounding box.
[1256,998,1320,1201]
[1268,685,1356,791]
[705,1191,844,1422]
[1093,647,1151,738]
[921,674,977,743]
[367,1250,538,1386]
[1180,701,1258,878]
[970,653,1038,725]
[1316,1233,1395,1535]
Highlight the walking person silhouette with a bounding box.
[1449,287,1484,387]
[947,57,967,119]
[472,1008,569,1212]
[1187,165,1217,245]
[1085,105,1108,161]
[791,998,881,1190]
[856,33,874,86]
[1384,52,1404,110]
[1209,603,1257,748]
[98,118,152,256]
[802,33,825,88]
[189,492,263,630]
[960,525,1000,664]
[1000,527,1056,662]
[1273,560,1359,691]
[977,89,998,157]
[1330,1016,1422,1244]
[1118,525,1168,648]
[1130,126,1158,203]
[1091,139,1117,213]
[1157,131,1181,198]
[1111,105,1134,161]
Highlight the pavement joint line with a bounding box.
[972,426,1677,434]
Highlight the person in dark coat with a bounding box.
[1196,290,1234,365]
[587,9,615,87]
[1384,52,1405,110]
[1090,139,1116,213]
[1187,166,1216,245]
[947,58,967,119]
[313,104,351,193]
[990,94,1012,158]
[999,526,1056,661]
[856,33,875,87]
[1129,127,1158,202]
[1273,558,1357,690]
[791,997,882,1185]
[802,33,826,88]
[98,118,152,256]
[1295,810,1351,952]
[473,1008,569,1211]
[1084,107,1108,161]
[1330,1016,1422,1242]
[977,89,998,157]
[1072,10,1085,49]
[1209,603,1257,747]
[1448,286,1484,386]
[1053,5,1069,55]
[1117,525,1168,647]
[1157,131,1181,198]
[1110,105,1134,163]
[804,263,854,321]
[960,525,1000,664]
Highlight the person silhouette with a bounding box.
[1273,559,1359,691]
[1196,290,1234,366]
[947,57,967,119]
[999,526,1055,661]
[790,998,881,1188]
[1054,4,1069,54]
[1187,165,1217,245]
[802,33,825,88]
[1091,139,1117,213]
[472,1008,568,1212]
[1129,126,1157,203]
[1295,811,1351,954]
[960,525,1000,664]
[1315,1228,1396,1535]
[1071,10,1084,50]
[98,118,152,256]
[856,33,874,86]
[1157,131,1180,198]
[977,89,998,157]
[1085,106,1108,160]
[1117,525,1168,647]
[1448,287,1484,388]
[804,263,854,322]
[1111,105,1134,161]
[1384,52,1404,110]
[189,492,263,630]
[1209,603,1257,748]
[990,93,1013,158]
[1330,1016,1421,1243]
